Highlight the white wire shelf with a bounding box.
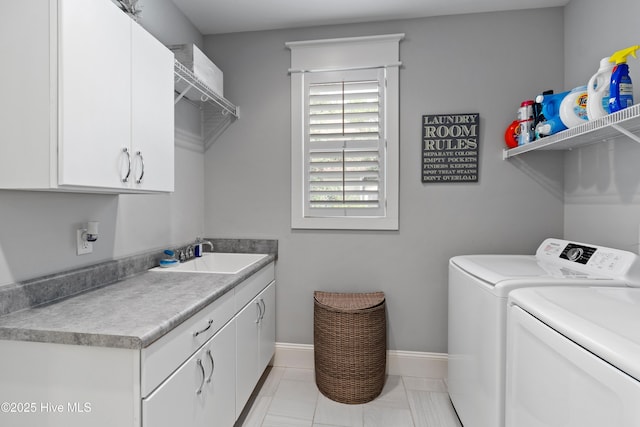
[173,59,239,148]
[503,103,640,159]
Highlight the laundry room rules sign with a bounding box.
[422,113,479,183]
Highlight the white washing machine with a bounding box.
[506,286,640,426]
[448,238,640,427]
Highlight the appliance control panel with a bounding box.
[560,243,596,264]
[536,238,639,280]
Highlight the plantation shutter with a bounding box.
[303,69,386,218]
[288,33,402,230]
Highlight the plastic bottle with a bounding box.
[517,100,535,145]
[559,85,589,128]
[504,120,519,149]
[586,57,614,120]
[534,89,554,128]
[608,45,640,113]
[535,90,569,137]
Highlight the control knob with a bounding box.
[566,247,584,262]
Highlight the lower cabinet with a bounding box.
[143,264,276,426]
[0,262,276,427]
[142,320,236,427]
[236,281,276,418]
[0,341,141,427]
[258,283,276,373]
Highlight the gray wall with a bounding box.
[203,8,565,352]
[563,0,640,252]
[0,0,205,286]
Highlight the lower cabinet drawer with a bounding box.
[142,320,236,427]
[141,290,234,396]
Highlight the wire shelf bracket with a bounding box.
[173,59,239,148]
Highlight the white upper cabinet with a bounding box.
[0,0,174,193]
[131,22,175,192]
[58,0,132,189]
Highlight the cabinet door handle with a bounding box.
[196,358,205,395]
[206,349,215,383]
[255,300,262,324]
[259,298,266,322]
[193,319,214,337]
[121,147,131,183]
[135,151,145,184]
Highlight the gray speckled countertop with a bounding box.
[0,254,275,350]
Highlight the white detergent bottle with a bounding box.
[587,57,614,120]
[560,85,589,128]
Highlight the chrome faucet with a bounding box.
[196,237,214,253]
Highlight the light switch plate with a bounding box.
[77,229,93,255]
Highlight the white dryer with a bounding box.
[448,238,640,427]
[506,286,640,426]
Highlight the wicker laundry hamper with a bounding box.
[313,291,387,404]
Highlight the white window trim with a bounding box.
[287,34,403,230]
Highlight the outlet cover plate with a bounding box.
[77,229,93,255]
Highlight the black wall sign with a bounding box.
[422,113,479,183]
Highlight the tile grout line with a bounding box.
[400,376,418,427]
[246,367,462,427]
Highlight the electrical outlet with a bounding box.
[77,229,93,255]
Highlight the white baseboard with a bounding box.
[272,342,448,379]
[272,343,316,370]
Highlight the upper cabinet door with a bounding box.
[131,22,175,192]
[58,0,132,189]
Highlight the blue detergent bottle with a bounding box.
[535,90,570,137]
[608,45,640,113]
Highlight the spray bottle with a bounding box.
[608,45,640,113]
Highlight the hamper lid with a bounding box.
[314,291,385,310]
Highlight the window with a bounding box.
[287,34,403,230]
[306,69,385,216]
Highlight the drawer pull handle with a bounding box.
[196,358,205,395]
[193,319,214,337]
[206,349,215,383]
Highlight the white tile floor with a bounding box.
[236,367,462,427]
